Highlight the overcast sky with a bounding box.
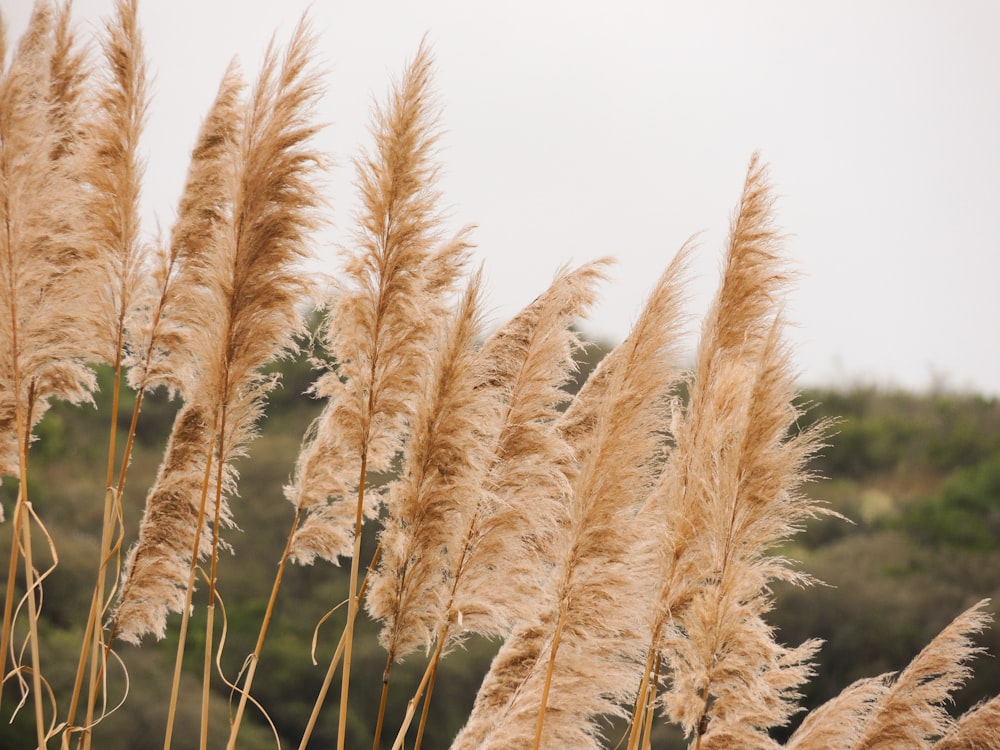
[8,1,1000,395]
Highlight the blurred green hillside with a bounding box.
[1,338,998,748]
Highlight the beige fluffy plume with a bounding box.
[365,270,495,661]
[288,40,470,565]
[933,695,1000,750]
[651,155,827,749]
[114,19,323,642]
[851,599,991,750]
[457,249,689,750]
[0,2,99,485]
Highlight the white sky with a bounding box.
[7,1,1000,395]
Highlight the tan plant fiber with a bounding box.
[933,695,1000,750]
[287,40,470,565]
[851,599,992,750]
[365,269,496,662]
[651,156,827,749]
[457,248,690,750]
[113,19,324,643]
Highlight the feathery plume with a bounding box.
[653,156,827,747]
[85,0,148,367]
[114,19,323,642]
[111,64,244,642]
[0,1,98,481]
[785,676,891,750]
[852,599,991,750]
[467,249,689,750]
[449,259,612,639]
[288,40,469,565]
[365,269,494,661]
[933,695,1000,750]
[127,62,244,397]
[396,261,606,750]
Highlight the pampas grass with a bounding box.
[1,4,999,750]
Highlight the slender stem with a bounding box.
[298,626,345,750]
[0,493,24,709]
[9,383,47,748]
[78,488,119,750]
[628,625,660,750]
[226,507,304,749]
[626,644,658,750]
[61,326,126,747]
[298,544,380,750]
[200,412,228,749]
[73,391,144,750]
[0,133,19,716]
[389,635,445,750]
[371,657,393,750]
[639,653,661,750]
[336,453,369,750]
[412,652,438,750]
[163,437,217,750]
[533,597,568,750]
[21,501,48,749]
[200,602,215,750]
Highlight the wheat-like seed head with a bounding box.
[288,41,470,565]
[114,18,324,642]
[852,600,992,750]
[366,269,496,661]
[932,695,1000,750]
